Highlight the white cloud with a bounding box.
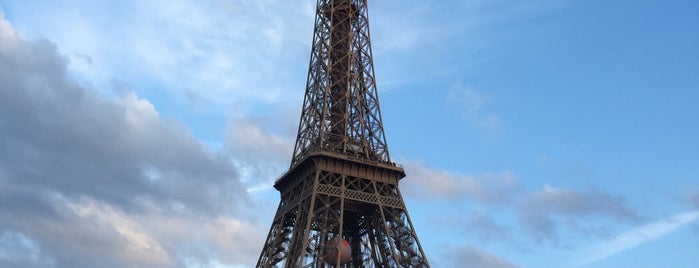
[0,10,18,42]
[66,200,172,266]
[4,0,315,107]
[402,162,520,204]
[0,231,54,268]
[446,83,501,134]
[371,0,441,54]
[224,117,294,192]
[442,245,519,268]
[576,210,699,267]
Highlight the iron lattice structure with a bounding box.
[257,0,429,267]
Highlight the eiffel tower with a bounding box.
[256,0,429,267]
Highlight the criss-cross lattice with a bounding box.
[292,0,389,166]
[257,1,429,267]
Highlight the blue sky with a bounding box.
[0,0,697,267]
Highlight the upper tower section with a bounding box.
[291,0,390,167]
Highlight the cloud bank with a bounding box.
[0,11,261,267]
[402,161,642,255]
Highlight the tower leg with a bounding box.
[257,158,429,267]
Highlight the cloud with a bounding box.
[371,0,444,54]
[402,162,521,204]
[369,0,576,89]
[518,185,641,241]
[446,83,501,134]
[465,211,509,241]
[0,231,54,268]
[224,116,294,192]
[0,10,17,41]
[401,161,643,249]
[0,12,262,267]
[3,0,316,107]
[442,245,519,268]
[576,210,699,267]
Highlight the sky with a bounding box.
[0,0,698,267]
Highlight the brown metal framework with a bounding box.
[256,0,429,267]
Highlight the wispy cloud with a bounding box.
[518,185,641,242]
[3,0,315,107]
[403,162,644,247]
[224,116,294,192]
[0,231,54,267]
[576,210,699,267]
[442,245,519,268]
[446,82,501,135]
[402,162,520,205]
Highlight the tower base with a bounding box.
[256,153,429,267]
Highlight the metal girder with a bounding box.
[257,0,430,267]
[257,155,429,267]
[291,0,390,166]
